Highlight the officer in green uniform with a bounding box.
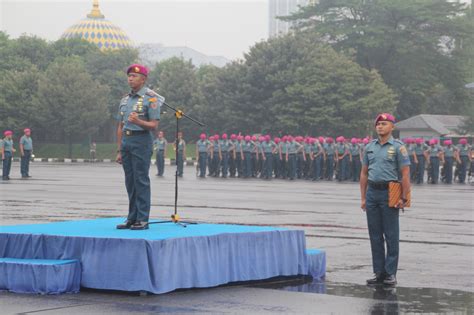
[311,138,323,181]
[261,135,275,180]
[286,136,300,180]
[235,135,244,178]
[115,64,163,230]
[325,137,336,180]
[303,138,313,179]
[441,140,456,184]
[414,138,427,184]
[360,113,410,287]
[456,138,472,184]
[424,139,443,184]
[319,137,327,180]
[153,131,167,176]
[350,138,362,182]
[174,132,186,177]
[19,128,33,178]
[220,133,233,178]
[280,136,289,179]
[2,130,15,180]
[229,134,237,177]
[295,136,306,179]
[211,135,220,177]
[251,136,259,177]
[336,137,350,181]
[405,138,418,182]
[273,137,282,178]
[196,133,211,178]
[242,135,253,178]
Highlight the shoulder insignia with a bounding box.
[150,103,157,109]
[399,146,408,157]
[145,89,158,97]
[394,139,404,144]
[149,97,157,103]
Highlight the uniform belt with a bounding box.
[368,181,389,190]
[124,130,148,136]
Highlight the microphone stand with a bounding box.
[150,101,205,227]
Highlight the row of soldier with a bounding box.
[2,128,472,184]
[154,132,472,184]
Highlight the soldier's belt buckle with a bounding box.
[125,130,131,136]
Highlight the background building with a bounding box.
[61,0,132,50]
[268,0,315,37]
[139,44,229,68]
[395,114,471,140]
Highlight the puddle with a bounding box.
[254,278,473,313]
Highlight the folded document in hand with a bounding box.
[389,182,411,208]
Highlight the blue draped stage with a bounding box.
[0,218,325,294]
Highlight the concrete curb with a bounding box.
[11,157,198,166]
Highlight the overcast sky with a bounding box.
[0,0,269,60]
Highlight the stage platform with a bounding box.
[0,218,325,294]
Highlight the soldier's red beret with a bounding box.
[375,113,396,125]
[127,64,149,77]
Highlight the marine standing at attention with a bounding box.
[360,113,410,287]
[115,64,164,230]
[2,130,15,180]
[19,128,33,178]
[153,131,167,177]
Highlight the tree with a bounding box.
[0,66,42,134]
[35,57,109,157]
[9,35,53,70]
[148,57,202,140]
[196,32,396,137]
[287,0,472,119]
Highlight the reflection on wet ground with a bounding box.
[253,277,474,314]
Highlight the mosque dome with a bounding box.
[61,0,132,51]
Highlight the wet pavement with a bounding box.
[0,163,473,314]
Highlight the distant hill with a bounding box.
[138,43,230,68]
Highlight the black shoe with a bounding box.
[367,273,386,285]
[116,220,135,229]
[2,176,8,180]
[130,221,149,230]
[383,275,397,286]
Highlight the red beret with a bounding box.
[4,130,13,136]
[375,113,396,125]
[127,64,149,77]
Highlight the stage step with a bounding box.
[0,258,81,294]
[306,249,326,279]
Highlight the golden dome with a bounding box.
[61,0,132,50]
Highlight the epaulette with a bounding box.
[394,139,404,145]
[145,88,158,97]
